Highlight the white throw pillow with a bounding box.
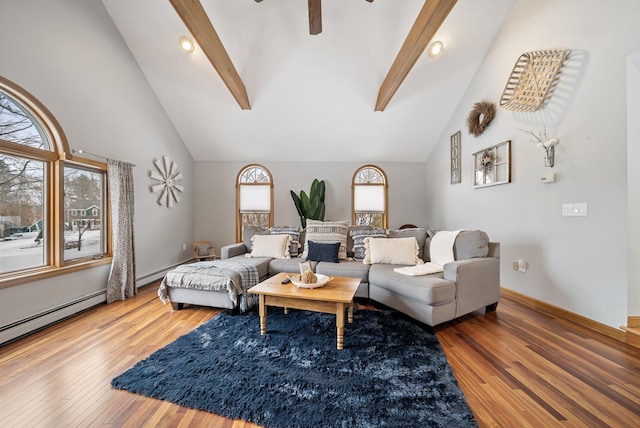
[246,234,291,259]
[362,237,423,265]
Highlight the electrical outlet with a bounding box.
[512,260,519,270]
[182,243,187,251]
[518,259,527,273]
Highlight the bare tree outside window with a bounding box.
[1,78,109,284]
[0,92,48,273]
[63,166,104,260]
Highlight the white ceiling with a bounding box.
[101,0,515,162]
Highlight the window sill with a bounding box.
[0,257,113,289]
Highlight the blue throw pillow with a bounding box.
[306,240,340,263]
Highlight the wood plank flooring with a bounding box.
[0,283,639,427]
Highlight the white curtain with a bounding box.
[106,159,136,303]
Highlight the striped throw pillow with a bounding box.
[302,220,349,260]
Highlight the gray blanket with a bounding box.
[158,260,259,312]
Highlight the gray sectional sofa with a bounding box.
[214,225,501,327]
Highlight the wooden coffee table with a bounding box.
[248,272,360,350]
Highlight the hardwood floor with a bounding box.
[1,283,639,427]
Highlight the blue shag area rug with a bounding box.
[111,309,476,428]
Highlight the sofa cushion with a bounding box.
[387,228,428,261]
[302,220,349,260]
[269,258,318,276]
[368,264,455,306]
[306,240,340,263]
[246,234,291,259]
[350,228,387,260]
[270,226,302,257]
[363,237,422,265]
[453,230,490,260]
[316,260,370,284]
[242,225,270,252]
[225,254,271,279]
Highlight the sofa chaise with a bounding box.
[176,223,500,328]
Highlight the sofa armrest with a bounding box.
[221,243,248,259]
[443,257,500,317]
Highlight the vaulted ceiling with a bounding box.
[101,0,515,162]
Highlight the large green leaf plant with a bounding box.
[290,179,326,229]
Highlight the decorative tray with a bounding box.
[288,273,331,289]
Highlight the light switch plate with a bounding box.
[562,203,588,216]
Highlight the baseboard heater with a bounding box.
[0,290,106,346]
[0,261,189,347]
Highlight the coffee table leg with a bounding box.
[336,302,345,350]
[259,294,266,335]
[348,302,354,323]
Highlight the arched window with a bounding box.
[236,164,273,242]
[0,76,110,286]
[352,165,388,228]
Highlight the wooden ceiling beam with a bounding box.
[169,0,251,110]
[374,0,457,112]
[308,0,322,35]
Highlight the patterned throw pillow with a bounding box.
[302,220,349,260]
[270,226,302,257]
[350,228,387,260]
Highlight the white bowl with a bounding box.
[289,273,331,289]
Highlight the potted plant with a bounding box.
[290,179,325,228]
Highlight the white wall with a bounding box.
[628,50,640,317]
[425,0,640,328]
[0,0,194,342]
[194,161,428,255]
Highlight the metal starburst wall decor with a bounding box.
[149,156,183,208]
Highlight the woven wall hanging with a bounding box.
[499,49,569,112]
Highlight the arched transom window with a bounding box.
[352,165,388,228]
[236,164,273,242]
[0,76,110,286]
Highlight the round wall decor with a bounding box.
[467,100,496,137]
[149,156,183,208]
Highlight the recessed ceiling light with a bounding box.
[427,41,444,57]
[178,36,195,53]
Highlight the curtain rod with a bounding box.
[71,149,135,167]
